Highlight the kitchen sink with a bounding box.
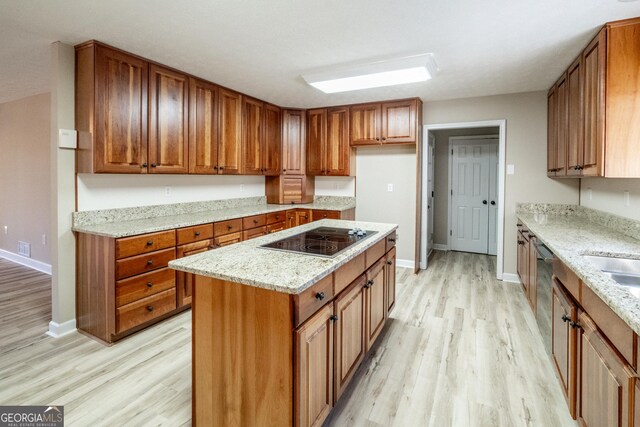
[582,255,640,297]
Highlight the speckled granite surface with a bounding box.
[517,204,640,335]
[72,196,356,238]
[169,219,397,295]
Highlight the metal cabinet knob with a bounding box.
[142,163,148,168]
[147,260,153,265]
[146,282,153,288]
[387,260,393,265]
[151,163,157,167]
[146,305,154,312]
[146,241,154,246]
[482,200,488,205]
[195,231,201,236]
[330,314,338,322]
[490,201,496,206]
[316,292,325,301]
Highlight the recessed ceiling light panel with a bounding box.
[302,53,437,94]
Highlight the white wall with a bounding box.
[580,178,640,221]
[77,174,265,211]
[314,176,356,197]
[355,145,416,264]
[424,92,580,276]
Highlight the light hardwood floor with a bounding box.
[0,252,575,426]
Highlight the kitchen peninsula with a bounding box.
[169,219,398,427]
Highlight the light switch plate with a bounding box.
[58,129,77,149]
[506,164,515,175]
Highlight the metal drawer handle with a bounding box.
[387,260,393,265]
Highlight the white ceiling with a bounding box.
[1,0,639,107]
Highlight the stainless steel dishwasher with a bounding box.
[534,241,555,356]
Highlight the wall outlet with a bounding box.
[507,164,515,175]
[624,190,630,207]
[42,234,47,245]
[3,226,7,235]
[587,187,593,200]
[387,183,394,192]
[164,186,172,197]
[18,241,31,258]
[240,184,244,192]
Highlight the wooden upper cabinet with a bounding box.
[555,74,569,178]
[325,107,350,176]
[148,65,189,174]
[547,85,558,177]
[306,109,326,176]
[565,58,582,177]
[381,99,417,144]
[189,78,218,174]
[242,97,264,175]
[582,29,605,177]
[263,104,281,176]
[76,42,148,173]
[218,89,243,174]
[350,103,380,145]
[282,109,306,175]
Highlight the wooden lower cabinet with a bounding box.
[552,278,578,418]
[214,231,242,247]
[296,209,311,226]
[578,311,636,427]
[385,247,396,315]
[333,275,366,401]
[365,258,386,350]
[176,238,214,307]
[295,304,334,427]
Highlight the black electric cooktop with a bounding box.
[260,226,377,258]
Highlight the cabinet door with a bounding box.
[286,209,297,229]
[218,89,243,174]
[294,303,334,427]
[94,45,148,173]
[517,231,528,293]
[547,85,558,177]
[552,279,578,418]
[214,232,242,247]
[295,210,311,226]
[282,110,305,175]
[263,104,281,176]
[307,109,326,175]
[581,29,606,177]
[381,99,417,144]
[148,64,189,174]
[350,103,380,145]
[566,58,582,177]
[385,247,396,315]
[242,97,264,175]
[578,311,634,427]
[188,78,218,174]
[334,275,366,401]
[365,259,386,350]
[528,234,538,312]
[556,73,570,177]
[176,239,213,307]
[325,107,350,176]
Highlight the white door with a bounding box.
[488,144,498,256]
[450,141,493,254]
[427,134,435,255]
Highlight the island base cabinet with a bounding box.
[385,247,396,315]
[294,304,334,427]
[577,312,635,427]
[366,258,386,350]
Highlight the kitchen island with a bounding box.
[169,219,398,427]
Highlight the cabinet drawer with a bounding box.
[214,231,242,247]
[115,230,176,259]
[116,247,176,280]
[334,253,366,295]
[116,288,176,334]
[242,226,267,241]
[243,214,267,230]
[116,268,176,307]
[293,274,334,327]
[267,221,286,234]
[553,259,580,301]
[266,211,286,225]
[177,239,214,257]
[214,218,242,236]
[176,223,213,245]
[385,231,397,252]
[365,239,386,269]
[312,210,341,221]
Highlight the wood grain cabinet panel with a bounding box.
[365,258,386,350]
[116,288,176,334]
[307,108,326,176]
[307,107,352,176]
[242,97,264,175]
[176,223,214,245]
[582,29,606,177]
[350,103,381,145]
[555,74,570,177]
[294,274,334,328]
[385,247,396,315]
[333,275,366,401]
[263,103,282,175]
[115,267,176,307]
[311,210,340,221]
[76,42,148,173]
[295,303,334,427]
[213,218,242,236]
[188,78,218,174]
[218,88,243,174]
[176,239,214,307]
[115,248,176,280]
[566,57,582,177]
[381,99,417,144]
[148,64,189,174]
[286,209,296,229]
[282,109,306,175]
[267,221,286,234]
[266,175,315,204]
[116,230,176,259]
[214,231,242,247]
[266,211,286,225]
[547,85,558,177]
[552,279,578,419]
[295,209,311,226]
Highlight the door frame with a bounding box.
[420,120,506,280]
[447,135,499,254]
[419,132,436,270]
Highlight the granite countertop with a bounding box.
[72,198,356,238]
[517,211,640,336]
[168,219,397,295]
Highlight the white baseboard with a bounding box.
[501,273,521,284]
[397,259,414,269]
[433,244,448,251]
[0,249,52,274]
[46,319,77,338]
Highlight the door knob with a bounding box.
[490,201,496,206]
[482,200,488,205]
